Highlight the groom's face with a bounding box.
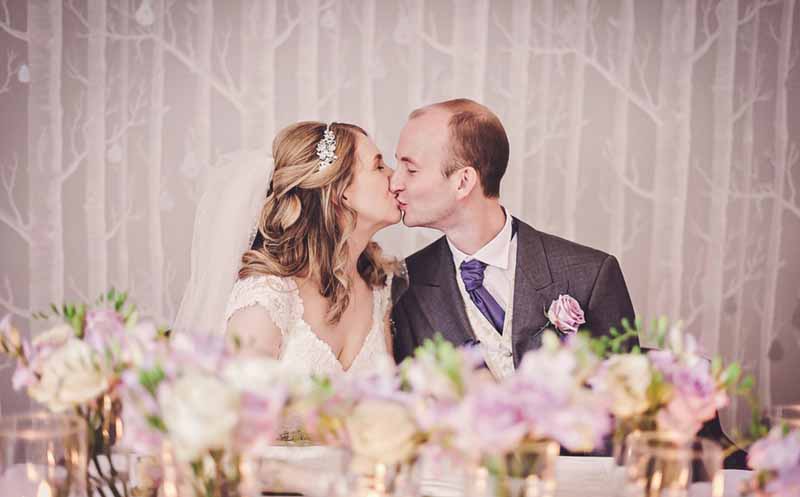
[391,111,461,229]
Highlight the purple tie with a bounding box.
[459,259,505,334]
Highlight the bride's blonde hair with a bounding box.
[239,121,390,324]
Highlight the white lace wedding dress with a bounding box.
[223,274,393,376]
[223,274,395,495]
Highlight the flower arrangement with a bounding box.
[745,424,800,496]
[119,332,292,497]
[0,289,165,497]
[292,358,423,475]
[589,318,750,448]
[398,333,609,476]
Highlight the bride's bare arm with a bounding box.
[225,306,283,358]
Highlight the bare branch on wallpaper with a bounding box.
[609,155,654,200]
[0,49,18,95]
[684,242,765,328]
[692,0,780,64]
[0,156,29,244]
[0,276,27,319]
[0,0,27,42]
[530,6,661,126]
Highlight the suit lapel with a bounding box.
[412,238,475,346]
[511,219,566,366]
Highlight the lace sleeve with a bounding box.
[223,275,295,336]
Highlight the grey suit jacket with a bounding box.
[392,218,636,364]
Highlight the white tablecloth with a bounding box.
[420,457,752,497]
[261,455,753,497]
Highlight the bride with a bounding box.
[174,121,402,376]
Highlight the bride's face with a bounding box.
[343,134,402,231]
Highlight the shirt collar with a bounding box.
[448,208,514,270]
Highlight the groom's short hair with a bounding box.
[409,98,509,198]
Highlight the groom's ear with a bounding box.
[455,166,479,199]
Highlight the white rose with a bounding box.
[160,371,240,462]
[32,324,73,349]
[597,355,652,419]
[222,356,299,394]
[28,338,109,412]
[345,400,418,474]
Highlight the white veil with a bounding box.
[174,149,275,335]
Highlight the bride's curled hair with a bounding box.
[239,121,391,324]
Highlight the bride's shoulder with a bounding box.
[231,274,295,294]
[225,274,298,321]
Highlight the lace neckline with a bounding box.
[286,278,382,373]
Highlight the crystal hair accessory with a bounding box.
[316,124,337,172]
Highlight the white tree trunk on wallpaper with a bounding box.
[562,0,588,241]
[760,0,796,408]
[297,0,319,120]
[405,0,424,110]
[401,0,430,254]
[533,0,553,230]
[194,0,212,170]
[506,0,531,215]
[86,0,107,300]
[263,0,277,145]
[608,0,634,258]
[240,0,263,149]
[328,0,342,118]
[360,0,376,138]
[452,0,488,101]
[701,0,739,353]
[148,0,165,320]
[112,0,131,291]
[728,6,761,428]
[646,0,696,322]
[28,0,64,323]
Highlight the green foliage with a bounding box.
[32,287,137,336]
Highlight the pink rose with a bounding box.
[547,295,585,333]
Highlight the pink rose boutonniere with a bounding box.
[546,294,586,334]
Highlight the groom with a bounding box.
[390,98,636,373]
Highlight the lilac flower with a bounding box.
[648,350,728,436]
[167,332,227,375]
[83,309,125,353]
[546,295,585,334]
[446,382,528,458]
[748,427,800,495]
[748,426,800,472]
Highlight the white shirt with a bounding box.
[447,208,518,379]
[447,208,517,310]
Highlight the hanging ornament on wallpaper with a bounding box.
[319,9,336,30]
[393,15,412,45]
[768,337,784,362]
[107,143,123,164]
[135,0,155,27]
[17,63,30,83]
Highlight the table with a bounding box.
[261,456,753,497]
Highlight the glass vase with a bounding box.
[0,412,88,497]
[622,431,724,497]
[465,439,559,497]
